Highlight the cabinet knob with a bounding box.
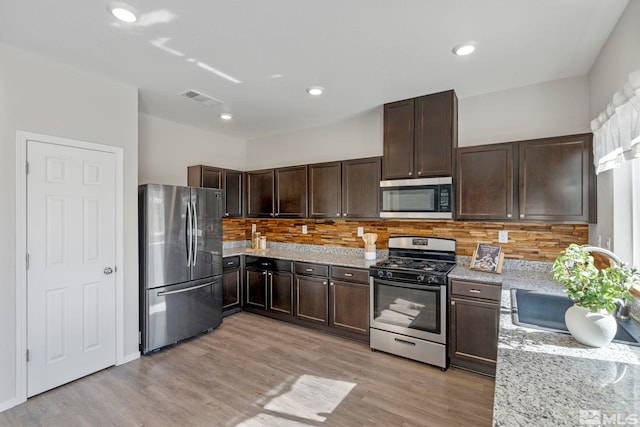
[507,214,512,218]
[451,301,455,306]
[343,213,347,217]
[330,282,334,286]
[323,281,327,285]
[409,172,413,176]
[270,213,275,217]
[225,213,230,217]
[336,213,341,217]
[275,213,279,217]
[417,171,422,175]
[520,214,525,218]
[344,273,353,277]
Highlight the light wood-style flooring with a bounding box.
[0,313,494,426]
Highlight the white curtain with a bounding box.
[591,68,640,174]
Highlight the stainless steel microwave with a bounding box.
[380,177,453,219]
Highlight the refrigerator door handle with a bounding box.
[192,201,198,266]
[157,281,213,297]
[186,202,193,267]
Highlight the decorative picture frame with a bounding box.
[470,243,504,274]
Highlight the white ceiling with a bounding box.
[0,0,629,141]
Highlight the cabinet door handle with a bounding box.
[262,271,267,276]
[469,289,481,294]
[305,268,314,272]
[226,261,235,265]
[344,273,353,277]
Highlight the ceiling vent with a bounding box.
[179,89,222,107]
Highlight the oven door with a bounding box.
[370,277,446,344]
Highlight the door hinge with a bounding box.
[26,161,30,175]
[26,253,29,270]
[26,349,30,362]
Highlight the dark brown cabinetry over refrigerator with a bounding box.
[308,157,381,219]
[383,90,458,180]
[456,133,595,223]
[188,165,243,218]
[449,279,501,376]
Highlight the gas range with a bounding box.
[370,236,457,285]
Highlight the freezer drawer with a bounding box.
[142,277,222,354]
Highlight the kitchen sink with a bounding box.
[510,289,640,346]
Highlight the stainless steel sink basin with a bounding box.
[510,289,640,346]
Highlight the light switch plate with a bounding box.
[357,227,364,237]
[498,230,508,243]
[302,225,308,234]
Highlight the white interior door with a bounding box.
[27,139,117,397]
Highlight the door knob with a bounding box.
[104,267,114,275]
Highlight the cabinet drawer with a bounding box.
[223,256,240,270]
[331,266,369,284]
[451,280,501,301]
[295,262,329,277]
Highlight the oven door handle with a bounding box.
[372,278,443,292]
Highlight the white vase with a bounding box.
[564,304,617,348]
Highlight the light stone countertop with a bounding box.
[223,242,385,270]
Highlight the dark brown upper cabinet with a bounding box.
[383,90,458,180]
[308,157,381,219]
[275,166,308,218]
[247,166,308,218]
[188,165,243,218]
[519,134,594,223]
[456,133,595,223]
[456,143,514,220]
[246,169,275,217]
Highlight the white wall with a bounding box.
[139,114,247,185]
[245,108,383,170]
[587,0,640,251]
[0,44,139,408]
[243,78,590,169]
[458,76,590,147]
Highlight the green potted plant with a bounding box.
[552,244,639,347]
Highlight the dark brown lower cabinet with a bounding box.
[449,279,501,376]
[244,257,293,319]
[222,256,242,315]
[269,271,293,315]
[296,275,328,324]
[329,279,369,335]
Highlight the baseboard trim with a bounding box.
[0,397,22,413]
[119,351,140,365]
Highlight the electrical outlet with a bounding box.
[498,230,508,243]
[302,225,308,234]
[251,223,256,233]
[597,235,602,247]
[607,237,612,250]
[357,227,364,237]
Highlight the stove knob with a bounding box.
[426,276,437,284]
[417,274,425,282]
[377,270,385,278]
[386,271,393,279]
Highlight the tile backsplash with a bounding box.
[223,218,588,262]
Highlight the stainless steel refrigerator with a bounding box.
[139,184,223,354]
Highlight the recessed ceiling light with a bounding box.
[306,86,324,96]
[452,42,476,56]
[220,113,233,120]
[106,1,139,23]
